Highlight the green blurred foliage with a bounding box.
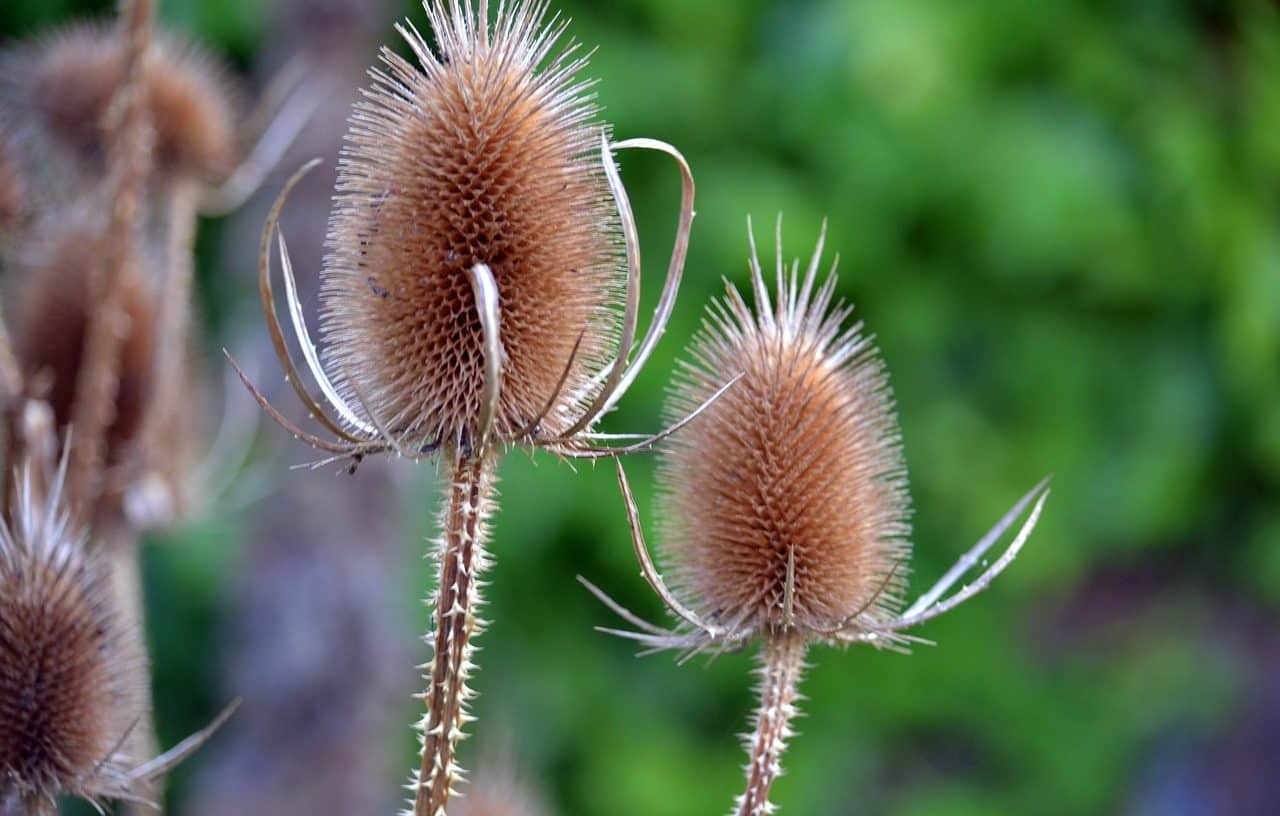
[7,0,1280,814]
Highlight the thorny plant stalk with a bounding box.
[738,634,805,816]
[66,0,155,517]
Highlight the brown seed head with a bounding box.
[0,464,137,806]
[0,23,237,179]
[14,223,156,471]
[657,223,912,642]
[319,0,622,451]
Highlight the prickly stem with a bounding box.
[412,454,496,816]
[734,633,807,816]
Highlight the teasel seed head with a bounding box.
[0,23,237,181]
[12,221,157,483]
[657,220,911,643]
[318,0,622,452]
[0,454,142,810]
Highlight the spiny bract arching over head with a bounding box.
[0,23,237,179]
[319,0,622,452]
[0,465,139,809]
[657,222,912,642]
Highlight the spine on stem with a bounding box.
[735,634,808,816]
[412,454,497,816]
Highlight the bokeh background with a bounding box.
[3,0,1280,814]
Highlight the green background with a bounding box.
[3,0,1279,814]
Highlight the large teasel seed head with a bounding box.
[319,0,622,451]
[0,461,140,809]
[0,23,237,181]
[12,222,157,477]
[657,222,911,642]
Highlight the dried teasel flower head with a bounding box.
[0,451,141,811]
[590,218,1049,657]
[239,1,702,467]
[317,0,623,453]
[0,23,237,180]
[658,219,912,642]
[12,220,157,486]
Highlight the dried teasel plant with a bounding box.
[230,2,716,814]
[0,441,236,816]
[584,219,1050,816]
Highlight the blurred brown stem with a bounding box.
[67,0,155,516]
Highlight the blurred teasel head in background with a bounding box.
[0,23,238,185]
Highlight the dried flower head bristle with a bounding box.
[14,225,156,472]
[0,458,141,811]
[658,224,911,641]
[318,0,621,451]
[0,23,237,179]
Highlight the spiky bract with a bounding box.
[657,225,912,642]
[14,224,156,471]
[320,0,621,452]
[0,470,140,809]
[0,23,237,179]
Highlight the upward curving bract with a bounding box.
[658,222,912,642]
[320,0,622,452]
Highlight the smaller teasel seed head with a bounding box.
[657,220,911,643]
[318,0,623,453]
[0,23,238,180]
[0,456,141,809]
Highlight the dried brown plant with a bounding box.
[586,219,1050,816]
[233,3,709,814]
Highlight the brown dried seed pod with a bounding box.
[319,0,622,450]
[14,224,157,473]
[0,23,237,180]
[657,223,912,642]
[0,466,141,809]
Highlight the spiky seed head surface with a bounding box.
[657,226,912,642]
[0,468,139,805]
[319,0,622,450]
[14,225,156,469]
[0,23,238,179]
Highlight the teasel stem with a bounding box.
[67,0,155,516]
[132,178,200,522]
[735,633,808,816]
[101,520,161,816]
[414,453,497,816]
